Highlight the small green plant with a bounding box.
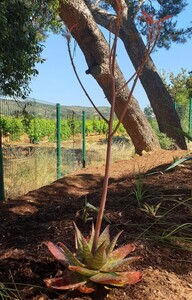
[76,196,111,224]
[165,156,192,171]
[44,223,142,293]
[140,202,161,219]
[132,177,148,207]
[156,132,175,150]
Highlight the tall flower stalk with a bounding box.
[45,1,172,293]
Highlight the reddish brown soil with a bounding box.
[0,149,192,300]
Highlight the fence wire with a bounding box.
[0,97,82,199]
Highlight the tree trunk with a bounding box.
[59,0,160,154]
[84,0,187,150]
[120,20,187,149]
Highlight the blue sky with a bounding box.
[29,2,192,110]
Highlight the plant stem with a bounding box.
[92,43,117,255]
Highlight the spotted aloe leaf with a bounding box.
[86,223,95,248]
[101,256,142,272]
[68,265,99,277]
[90,271,142,286]
[89,241,108,270]
[73,222,94,265]
[97,225,110,248]
[108,243,135,260]
[81,235,94,266]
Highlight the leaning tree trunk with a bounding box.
[84,0,187,150]
[59,0,160,155]
[120,20,187,149]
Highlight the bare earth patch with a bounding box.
[0,149,192,299]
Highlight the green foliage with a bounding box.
[99,0,192,49]
[138,0,192,49]
[0,0,63,98]
[0,116,24,140]
[76,196,111,224]
[160,69,192,105]
[140,202,161,219]
[144,105,154,121]
[60,119,72,140]
[156,132,175,150]
[44,223,142,293]
[26,118,55,143]
[0,115,126,143]
[144,107,176,149]
[0,0,43,97]
[132,176,148,207]
[165,156,192,172]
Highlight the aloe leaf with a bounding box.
[68,265,99,277]
[73,222,83,251]
[89,241,108,270]
[90,270,142,286]
[44,268,87,290]
[86,223,95,249]
[107,230,123,254]
[101,256,142,272]
[81,236,94,266]
[57,242,85,267]
[47,242,69,267]
[98,225,110,248]
[86,203,111,224]
[109,243,135,260]
[165,156,192,171]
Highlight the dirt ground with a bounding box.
[0,149,192,300]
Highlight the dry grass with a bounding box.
[3,135,135,199]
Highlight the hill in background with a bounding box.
[0,97,110,119]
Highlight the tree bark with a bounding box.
[84,0,187,150]
[59,0,160,154]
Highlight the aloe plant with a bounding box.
[44,223,142,293]
[45,4,170,294]
[140,202,161,218]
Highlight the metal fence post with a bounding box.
[56,103,61,179]
[82,111,86,168]
[0,129,5,201]
[188,98,192,142]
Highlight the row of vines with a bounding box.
[0,115,126,143]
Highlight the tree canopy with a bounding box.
[161,68,192,104]
[0,0,62,98]
[98,0,192,49]
[0,0,42,97]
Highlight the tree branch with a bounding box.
[66,36,109,124]
[84,0,117,34]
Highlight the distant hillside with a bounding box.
[0,97,110,119]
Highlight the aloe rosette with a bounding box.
[44,223,142,293]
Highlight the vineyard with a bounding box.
[0,115,126,143]
[0,106,131,199]
[1,97,191,200]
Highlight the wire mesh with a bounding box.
[0,97,82,199]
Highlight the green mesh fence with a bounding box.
[0,97,82,199]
